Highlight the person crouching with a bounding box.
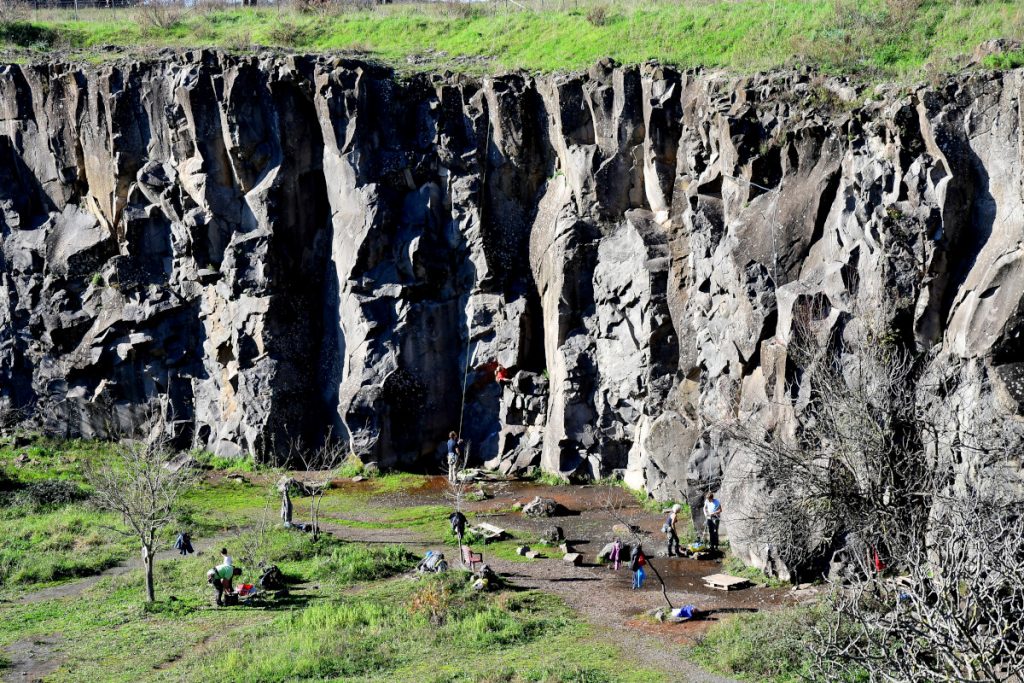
[207,564,242,606]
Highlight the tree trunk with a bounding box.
[144,546,155,602]
[311,495,320,542]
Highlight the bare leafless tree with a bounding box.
[711,302,1024,680]
[0,401,29,436]
[814,494,1024,683]
[85,436,197,602]
[292,435,346,543]
[236,482,277,583]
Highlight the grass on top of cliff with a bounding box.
[1,0,1023,77]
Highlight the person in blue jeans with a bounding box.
[629,543,647,589]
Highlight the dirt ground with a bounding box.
[3,474,801,683]
[323,475,804,683]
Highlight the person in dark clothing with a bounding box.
[449,510,468,541]
[629,543,647,590]
[446,431,462,482]
[174,532,193,556]
[703,492,722,550]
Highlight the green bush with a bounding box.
[445,606,533,647]
[15,479,87,508]
[191,450,256,472]
[0,21,59,48]
[690,605,828,682]
[721,554,789,588]
[312,543,416,583]
[336,453,366,479]
[984,49,1024,70]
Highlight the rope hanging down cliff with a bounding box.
[457,108,493,437]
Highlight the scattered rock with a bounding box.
[612,523,641,537]
[515,546,530,556]
[973,38,1022,63]
[164,453,198,473]
[563,552,583,566]
[540,525,565,543]
[352,475,366,483]
[525,550,544,559]
[522,496,564,517]
[596,542,632,562]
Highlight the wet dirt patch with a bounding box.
[2,634,64,683]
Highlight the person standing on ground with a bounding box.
[704,492,722,550]
[221,547,233,567]
[629,543,647,589]
[609,537,622,570]
[449,509,467,543]
[174,531,193,556]
[279,477,293,527]
[446,431,461,483]
[663,503,682,557]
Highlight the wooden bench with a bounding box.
[461,545,483,569]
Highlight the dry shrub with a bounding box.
[427,1,477,20]
[885,0,920,26]
[0,0,28,24]
[267,20,313,46]
[410,581,452,626]
[225,29,253,51]
[137,2,187,31]
[586,4,608,26]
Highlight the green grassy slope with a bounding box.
[1,0,1022,76]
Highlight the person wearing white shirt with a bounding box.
[703,492,722,550]
[221,548,233,567]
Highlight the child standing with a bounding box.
[609,537,622,570]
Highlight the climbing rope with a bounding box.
[457,105,493,437]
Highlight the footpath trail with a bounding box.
[320,476,801,683]
[3,474,788,683]
[10,532,237,606]
[1,533,238,683]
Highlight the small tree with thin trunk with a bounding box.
[85,437,196,602]
[444,444,472,558]
[236,483,277,584]
[293,436,346,543]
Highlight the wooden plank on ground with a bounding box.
[472,522,506,539]
[703,573,752,591]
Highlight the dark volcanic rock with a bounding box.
[2,53,1024,572]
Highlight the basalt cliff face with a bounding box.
[2,53,1023,565]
